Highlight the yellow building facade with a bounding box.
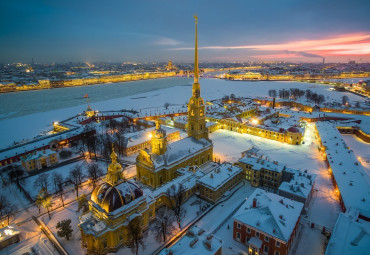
[79,148,156,254]
[136,15,213,189]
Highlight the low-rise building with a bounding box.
[197,163,242,203]
[233,189,303,255]
[236,155,286,189]
[0,225,20,249]
[21,149,58,171]
[278,170,317,208]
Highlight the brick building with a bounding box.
[233,189,303,255]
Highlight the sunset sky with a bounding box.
[0,0,369,63]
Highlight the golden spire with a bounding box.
[192,15,201,98]
[194,15,199,84]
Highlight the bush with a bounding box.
[59,150,72,159]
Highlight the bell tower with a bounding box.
[188,15,208,140]
[106,145,123,186]
[151,121,167,155]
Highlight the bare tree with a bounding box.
[42,193,54,219]
[153,208,175,242]
[164,102,170,109]
[51,172,63,194]
[166,184,186,229]
[0,196,17,225]
[7,165,25,190]
[35,188,53,218]
[56,182,65,207]
[33,173,50,191]
[86,133,98,161]
[87,162,103,188]
[68,164,84,198]
[127,217,145,255]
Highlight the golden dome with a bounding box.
[91,181,144,213]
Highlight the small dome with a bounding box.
[91,181,144,213]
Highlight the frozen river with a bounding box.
[0,77,192,120]
[0,77,366,148]
[0,77,365,121]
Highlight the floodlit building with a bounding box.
[233,189,303,255]
[236,155,285,189]
[136,16,213,188]
[120,125,180,156]
[79,148,156,253]
[0,225,20,249]
[21,149,58,171]
[197,163,242,203]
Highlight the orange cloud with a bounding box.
[171,33,370,57]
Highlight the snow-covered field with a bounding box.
[0,78,366,149]
[22,160,106,199]
[41,202,85,255]
[342,134,370,175]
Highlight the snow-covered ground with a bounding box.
[22,160,106,199]
[41,202,85,255]
[0,78,366,149]
[210,123,341,253]
[341,134,370,175]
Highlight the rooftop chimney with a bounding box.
[253,198,257,208]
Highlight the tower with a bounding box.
[106,145,123,186]
[187,15,208,140]
[151,121,167,155]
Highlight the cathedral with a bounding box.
[79,147,155,253]
[136,15,213,188]
[79,16,213,254]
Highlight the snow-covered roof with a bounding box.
[326,209,370,255]
[123,126,178,148]
[197,163,242,191]
[0,225,20,243]
[278,170,317,199]
[234,189,304,242]
[238,155,293,173]
[146,137,212,171]
[151,167,204,198]
[158,226,222,255]
[22,149,56,161]
[316,122,370,217]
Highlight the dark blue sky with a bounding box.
[1,0,369,63]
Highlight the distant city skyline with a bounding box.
[0,0,369,63]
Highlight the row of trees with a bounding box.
[268,88,326,105]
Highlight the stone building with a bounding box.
[21,149,58,171]
[233,189,303,255]
[136,16,213,189]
